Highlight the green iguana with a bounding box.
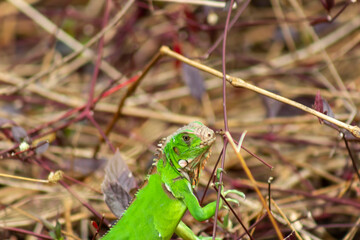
[101,121,243,240]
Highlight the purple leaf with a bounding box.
[262,94,313,118]
[313,91,324,114]
[101,149,136,218]
[322,98,334,118]
[35,141,49,154]
[322,98,340,131]
[260,91,283,118]
[313,92,340,131]
[11,126,30,143]
[181,63,205,101]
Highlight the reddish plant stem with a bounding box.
[329,1,351,23]
[205,0,250,58]
[343,136,360,181]
[59,180,109,225]
[212,0,234,238]
[34,157,110,226]
[1,226,53,240]
[0,143,19,157]
[80,0,115,152]
[62,171,102,194]
[29,77,136,144]
[87,114,115,152]
[214,186,254,240]
[242,145,273,169]
[86,0,111,112]
[35,111,87,140]
[237,213,268,239]
[28,76,137,136]
[91,215,105,240]
[200,149,223,205]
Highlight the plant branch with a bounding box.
[212,0,234,237]
[159,46,360,139]
[225,131,284,239]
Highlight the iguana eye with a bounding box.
[182,135,190,142]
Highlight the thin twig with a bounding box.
[213,186,254,240]
[204,0,250,58]
[85,0,111,112]
[225,131,284,239]
[0,226,53,239]
[0,172,49,183]
[343,136,360,181]
[212,0,234,237]
[271,199,304,240]
[200,149,223,205]
[152,0,237,8]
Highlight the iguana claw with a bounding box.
[197,237,221,240]
[216,168,225,180]
[224,189,246,200]
[223,189,246,206]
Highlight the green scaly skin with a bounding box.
[102,121,233,240]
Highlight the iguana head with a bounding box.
[161,121,216,186]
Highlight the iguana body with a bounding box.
[102,121,230,240]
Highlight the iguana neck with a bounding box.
[156,156,184,186]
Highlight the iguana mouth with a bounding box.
[198,135,216,148]
[183,123,216,186]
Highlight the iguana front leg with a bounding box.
[175,221,220,240]
[181,189,221,222]
[175,182,244,240]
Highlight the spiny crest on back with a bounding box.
[159,121,216,186]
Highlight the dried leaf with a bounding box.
[11,126,29,143]
[0,118,16,128]
[263,94,313,118]
[181,63,205,101]
[35,141,49,154]
[101,149,136,218]
[260,91,283,118]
